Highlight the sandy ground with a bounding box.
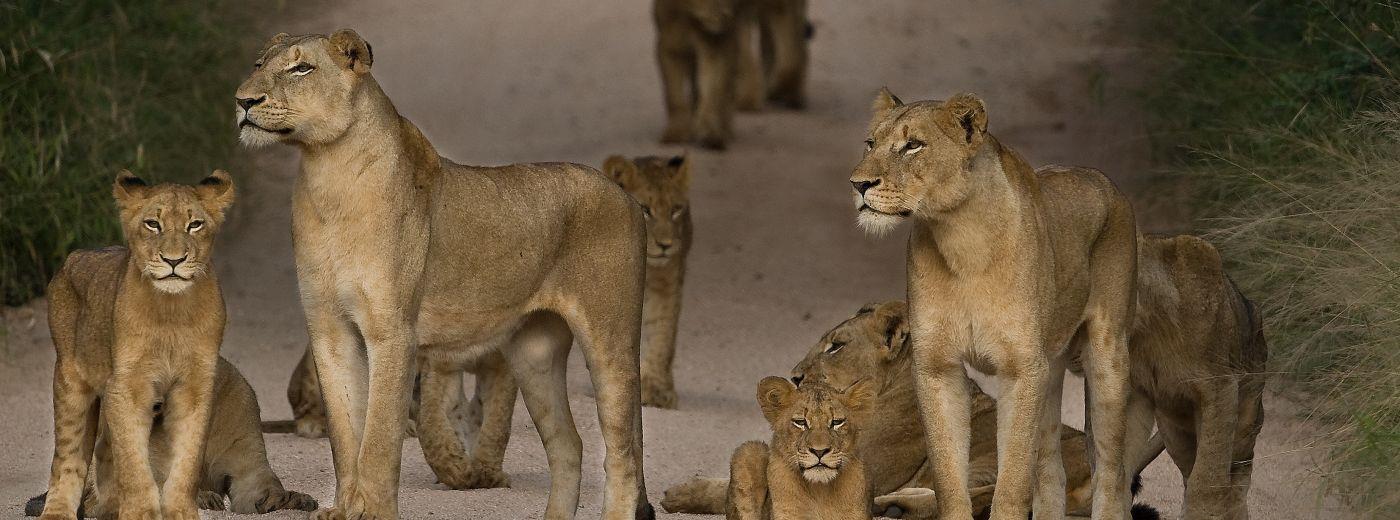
[0,0,1353,518]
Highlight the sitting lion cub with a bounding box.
[604,154,694,409]
[34,171,311,520]
[725,377,875,520]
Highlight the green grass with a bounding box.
[0,0,263,305]
[1145,0,1400,514]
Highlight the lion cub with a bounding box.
[654,0,810,149]
[725,377,875,520]
[37,171,251,520]
[604,154,693,409]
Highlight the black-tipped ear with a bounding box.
[667,155,685,168]
[113,170,148,207]
[872,87,904,113]
[671,154,691,191]
[942,93,987,147]
[196,170,236,219]
[330,29,373,74]
[877,301,909,359]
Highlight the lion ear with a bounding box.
[877,301,910,360]
[839,377,876,412]
[941,93,987,148]
[262,32,290,53]
[602,155,633,189]
[196,170,236,220]
[113,170,149,209]
[872,87,904,113]
[669,154,690,192]
[330,29,373,74]
[756,376,796,424]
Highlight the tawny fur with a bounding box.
[28,358,318,517]
[1111,235,1266,520]
[235,30,651,520]
[850,89,1138,520]
[35,172,283,520]
[724,378,876,520]
[284,342,519,490]
[604,155,695,409]
[661,302,1122,518]
[653,0,809,148]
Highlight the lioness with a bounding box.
[36,171,248,520]
[1119,234,1266,520]
[27,359,317,517]
[603,154,694,409]
[850,89,1138,519]
[726,377,876,520]
[654,0,742,149]
[661,302,1160,519]
[236,30,651,519]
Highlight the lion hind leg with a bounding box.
[1183,379,1241,520]
[504,313,583,520]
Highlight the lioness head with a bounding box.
[756,377,874,484]
[849,88,989,236]
[234,29,374,147]
[790,301,909,391]
[112,170,235,293]
[604,155,691,266]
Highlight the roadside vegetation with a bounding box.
[1146,0,1399,514]
[1,1,263,305]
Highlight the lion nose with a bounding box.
[852,179,880,194]
[810,447,830,459]
[161,256,186,269]
[237,95,265,110]
[656,239,673,251]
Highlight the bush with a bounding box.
[1146,0,1400,513]
[0,0,259,305]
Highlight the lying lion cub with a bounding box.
[725,377,876,520]
[35,171,312,519]
[604,154,694,409]
[661,302,1160,519]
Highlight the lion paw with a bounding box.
[642,377,678,409]
[295,416,328,438]
[254,489,318,513]
[440,458,511,489]
[873,488,936,520]
[196,490,226,511]
[162,503,200,520]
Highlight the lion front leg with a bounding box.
[640,281,682,409]
[304,306,372,520]
[910,351,974,519]
[986,340,1049,520]
[726,441,770,520]
[102,373,161,520]
[159,364,218,520]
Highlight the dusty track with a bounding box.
[1,0,1347,518]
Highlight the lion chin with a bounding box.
[151,277,195,294]
[238,124,284,148]
[856,209,905,237]
[801,465,840,484]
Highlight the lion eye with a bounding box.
[792,418,808,430]
[831,418,846,429]
[903,139,925,155]
[143,219,161,233]
[825,341,846,355]
[253,60,264,70]
[187,220,205,232]
[639,205,652,219]
[864,139,874,152]
[671,206,685,220]
[290,63,315,76]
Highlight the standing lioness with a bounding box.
[236,30,652,520]
[850,89,1137,520]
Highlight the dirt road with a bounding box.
[1,0,1348,518]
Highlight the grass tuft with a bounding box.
[1145,0,1400,513]
[0,0,261,305]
